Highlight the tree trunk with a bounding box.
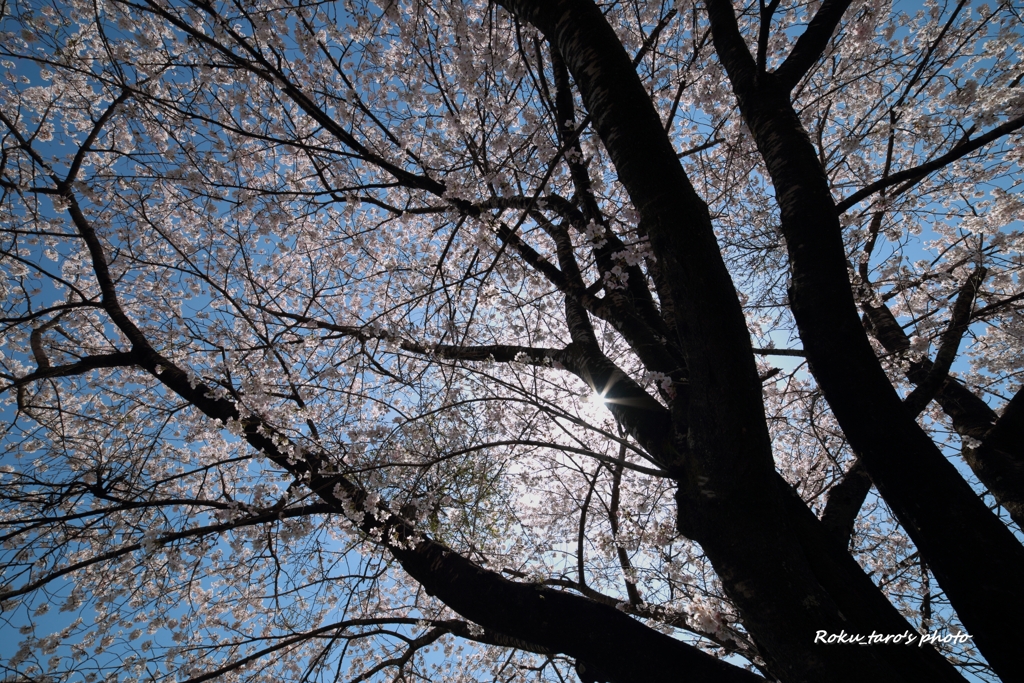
[703,1,1024,678]
[498,1,971,681]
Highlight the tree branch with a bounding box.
[757,0,782,72]
[632,8,679,67]
[1,352,137,393]
[0,503,333,603]
[903,266,986,416]
[965,387,1024,530]
[774,0,853,91]
[861,301,998,438]
[819,459,872,546]
[263,306,684,474]
[837,113,1024,214]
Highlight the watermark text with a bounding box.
[813,630,973,647]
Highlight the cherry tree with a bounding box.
[1,0,1022,682]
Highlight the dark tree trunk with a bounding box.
[497,1,972,681]
[702,1,1024,679]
